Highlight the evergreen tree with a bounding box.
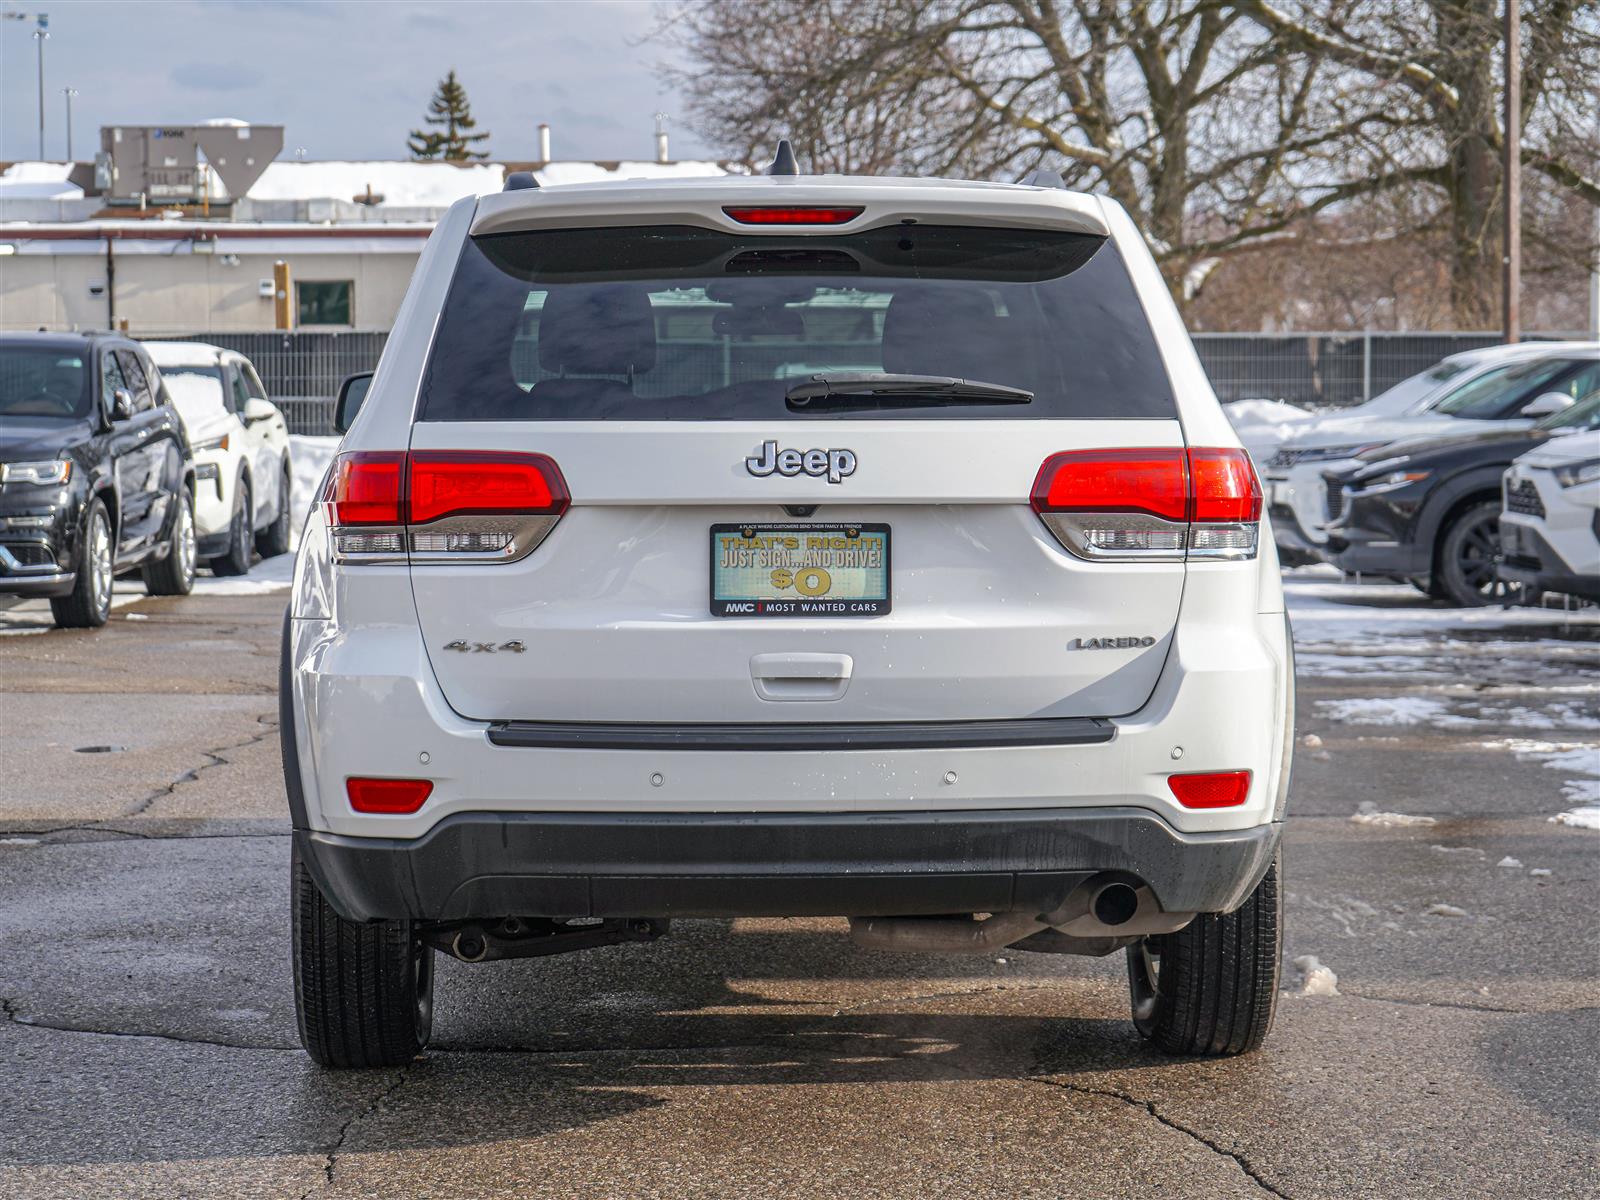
[407,70,491,161]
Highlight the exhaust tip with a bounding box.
[1092,882,1140,927]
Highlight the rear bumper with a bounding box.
[296,808,1283,923]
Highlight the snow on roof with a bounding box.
[532,160,733,187]
[0,161,83,199]
[226,159,507,205]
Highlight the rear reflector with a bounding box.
[408,451,568,524]
[1031,447,1262,561]
[1168,770,1252,809]
[347,777,433,814]
[722,205,864,225]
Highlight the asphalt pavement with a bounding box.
[0,572,1595,1199]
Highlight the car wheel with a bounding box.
[1435,500,1530,608]
[254,459,293,559]
[292,842,433,1068]
[209,477,253,577]
[1126,855,1281,1056]
[50,497,114,629]
[142,489,197,596]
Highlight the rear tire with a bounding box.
[255,460,292,559]
[1127,855,1281,1056]
[142,490,196,596]
[209,477,253,576]
[292,843,433,1068]
[50,498,113,629]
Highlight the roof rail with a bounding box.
[767,139,801,176]
[1021,168,1066,189]
[504,171,540,191]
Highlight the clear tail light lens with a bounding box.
[1032,447,1261,561]
[323,450,569,564]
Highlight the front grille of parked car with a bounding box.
[1505,479,1545,518]
[1325,486,1346,523]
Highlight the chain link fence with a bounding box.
[150,329,1589,436]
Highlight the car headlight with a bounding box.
[1552,458,1599,489]
[1351,468,1430,494]
[0,459,72,486]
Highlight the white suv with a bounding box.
[145,342,293,573]
[283,154,1293,1068]
[1500,392,1600,601]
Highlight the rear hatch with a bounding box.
[404,214,1187,724]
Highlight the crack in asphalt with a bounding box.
[0,996,296,1052]
[1031,1077,1291,1198]
[119,712,279,819]
[0,825,288,842]
[305,1065,414,1198]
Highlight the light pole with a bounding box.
[62,85,76,159]
[33,14,50,160]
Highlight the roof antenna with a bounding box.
[767,138,801,176]
[1021,167,1066,189]
[504,171,540,191]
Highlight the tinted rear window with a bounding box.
[417,224,1174,421]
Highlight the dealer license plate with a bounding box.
[711,523,890,617]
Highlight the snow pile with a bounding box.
[1350,801,1436,827]
[1292,955,1340,996]
[1529,868,1553,877]
[1425,903,1469,918]
[1551,806,1600,831]
[1496,856,1523,869]
[1225,399,1314,427]
[290,435,339,534]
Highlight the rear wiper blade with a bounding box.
[786,372,1033,410]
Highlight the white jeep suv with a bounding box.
[145,342,293,573]
[283,153,1293,1068]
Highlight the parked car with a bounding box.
[0,331,196,626]
[1264,343,1600,564]
[1319,389,1600,605]
[1499,395,1600,602]
[284,159,1292,1067]
[144,342,292,573]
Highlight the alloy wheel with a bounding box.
[89,510,113,616]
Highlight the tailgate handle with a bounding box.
[749,652,853,702]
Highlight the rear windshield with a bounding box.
[417,224,1174,421]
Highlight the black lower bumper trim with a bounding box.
[295,808,1282,924]
[486,716,1114,752]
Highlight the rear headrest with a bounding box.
[881,287,999,378]
[537,285,657,376]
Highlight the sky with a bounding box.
[0,0,714,165]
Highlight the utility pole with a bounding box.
[33,13,49,160]
[1502,0,1521,344]
[62,85,75,159]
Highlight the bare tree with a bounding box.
[664,0,1599,327]
[664,0,1399,295]
[1235,0,1600,327]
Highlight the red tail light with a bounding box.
[1031,447,1261,560]
[1031,449,1187,521]
[347,776,433,814]
[1188,448,1262,522]
[722,205,864,225]
[1168,770,1252,809]
[328,451,405,526]
[323,450,569,564]
[408,452,568,523]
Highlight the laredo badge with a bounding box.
[1068,636,1157,650]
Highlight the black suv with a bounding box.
[0,332,197,627]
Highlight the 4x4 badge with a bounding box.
[443,640,526,654]
[746,440,857,484]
